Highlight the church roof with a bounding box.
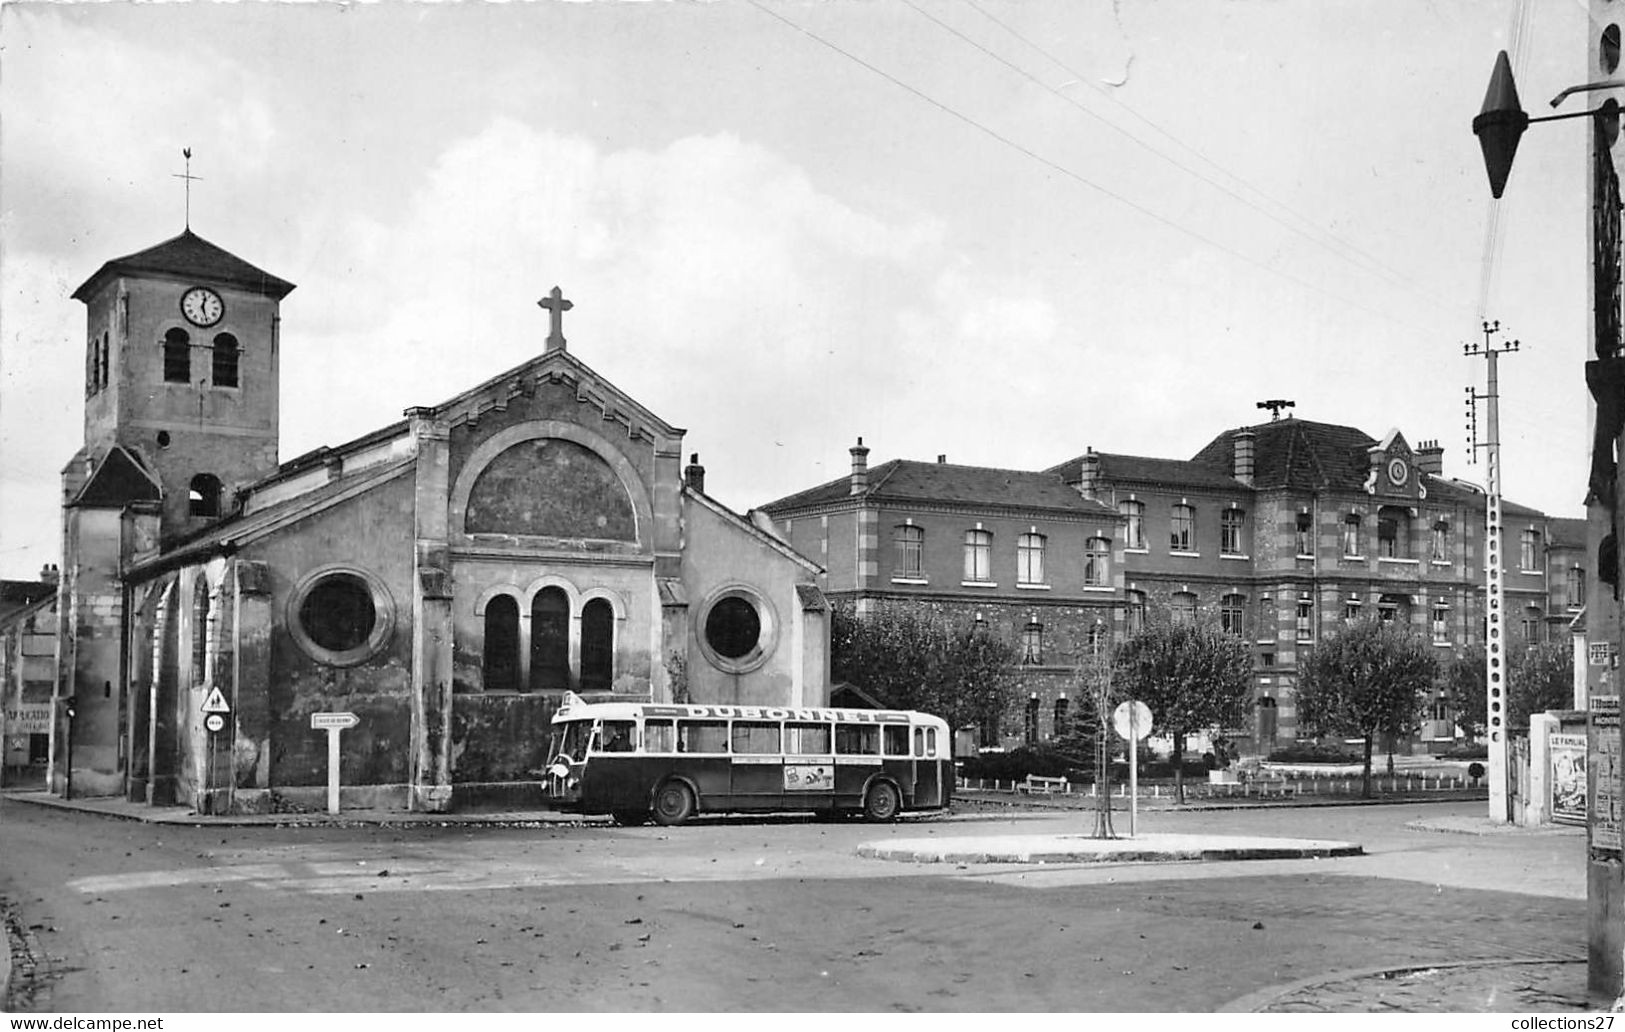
[72,229,296,302]
[760,459,1117,518]
[70,446,162,508]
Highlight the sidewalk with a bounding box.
[1,789,603,827]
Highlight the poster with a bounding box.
[1551,733,1587,826]
[1591,695,1621,853]
[784,765,833,791]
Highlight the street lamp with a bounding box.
[1473,49,1622,198]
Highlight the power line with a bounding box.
[748,0,1445,336]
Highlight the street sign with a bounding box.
[1592,643,1618,668]
[201,686,231,714]
[1113,701,1153,741]
[204,713,225,733]
[310,712,359,731]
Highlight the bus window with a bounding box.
[835,724,878,755]
[645,719,676,754]
[553,719,591,762]
[914,726,939,758]
[926,727,938,757]
[732,721,781,755]
[883,725,910,757]
[678,720,729,754]
[785,722,831,755]
[593,720,635,753]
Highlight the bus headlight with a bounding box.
[548,761,570,780]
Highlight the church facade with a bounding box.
[52,230,829,813]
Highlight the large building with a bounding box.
[765,413,1584,753]
[43,227,829,813]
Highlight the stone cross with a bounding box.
[538,286,573,352]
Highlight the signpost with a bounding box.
[200,688,231,815]
[311,711,359,815]
[1113,700,1153,838]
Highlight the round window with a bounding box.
[697,588,776,674]
[289,567,394,666]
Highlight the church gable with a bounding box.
[71,446,162,508]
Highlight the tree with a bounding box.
[1445,640,1575,739]
[829,601,1020,734]
[1112,622,1253,803]
[1296,619,1438,797]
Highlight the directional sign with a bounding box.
[204,713,225,733]
[201,686,231,714]
[1113,700,1153,741]
[310,712,359,731]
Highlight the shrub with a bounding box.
[1267,742,1363,764]
[1109,757,1209,780]
[1438,742,1488,760]
[959,742,1090,783]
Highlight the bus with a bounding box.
[544,694,953,826]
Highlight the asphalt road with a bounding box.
[0,798,1588,1012]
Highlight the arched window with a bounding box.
[100,332,110,391]
[188,474,222,518]
[893,524,924,579]
[963,529,992,582]
[1221,509,1246,555]
[1118,500,1145,549]
[163,328,191,383]
[1053,697,1070,738]
[1378,506,1411,559]
[191,577,210,687]
[1170,504,1195,551]
[482,595,520,692]
[212,333,240,388]
[1084,536,1110,586]
[1171,591,1198,626]
[530,587,570,691]
[1343,514,1363,556]
[87,337,99,397]
[580,598,614,691]
[1126,590,1147,634]
[1220,593,1246,636]
[1021,620,1044,664]
[1017,533,1046,585]
[1024,695,1040,745]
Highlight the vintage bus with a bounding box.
[544,695,953,825]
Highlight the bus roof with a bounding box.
[550,697,947,728]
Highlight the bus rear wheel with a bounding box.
[652,782,696,826]
[863,781,901,822]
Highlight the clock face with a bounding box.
[180,286,224,328]
[1388,458,1409,486]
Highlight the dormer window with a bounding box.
[212,333,240,388]
[163,328,191,383]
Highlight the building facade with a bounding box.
[49,228,829,813]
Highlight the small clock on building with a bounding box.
[180,286,224,328]
[1388,458,1409,486]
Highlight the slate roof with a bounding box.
[72,229,295,302]
[1549,516,1588,549]
[760,459,1116,517]
[1188,417,1378,491]
[71,446,162,507]
[1045,451,1244,491]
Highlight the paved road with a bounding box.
[0,798,1591,1012]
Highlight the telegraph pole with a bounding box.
[1465,319,1520,822]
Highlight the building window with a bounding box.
[1119,500,1145,549]
[1087,621,1109,656]
[1431,602,1450,644]
[580,598,614,691]
[964,529,993,582]
[1295,513,1313,556]
[1024,695,1040,744]
[1377,506,1411,559]
[1125,591,1147,634]
[1296,595,1314,641]
[163,327,191,383]
[288,567,395,667]
[1520,529,1541,571]
[87,337,99,397]
[1522,606,1543,643]
[1431,520,1450,563]
[531,587,570,690]
[1344,598,1362,623]
[1021,622,1044,665]
[100,332,110,391]
[1220,509,1245,555]
[1084,536,1110,586]
[1378,593,1410,625]
[1170,504,1195,552]
[1017,533,1046,585]
[894,524,924,579]
[1343,514,1362,556]
[211,333,240,388]
[1220,593,1245,636]
[1568,567,1587,610]
[482,594,520,692]
[1171,591,1198,626]
[1053,697,1070,737]
[188,473,223,518]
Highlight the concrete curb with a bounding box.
[1216,956,1588,1013]
[2,790,605,828]
[855,833,1363,864]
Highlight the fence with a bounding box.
[956,770,1481,799]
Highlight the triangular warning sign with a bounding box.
[201,686,231,714]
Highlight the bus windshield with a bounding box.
[552,719,592,763]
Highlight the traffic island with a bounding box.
[855,832,1363,864]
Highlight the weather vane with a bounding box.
[1256,399,1296,421]
[172,148,202,230]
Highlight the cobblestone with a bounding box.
[1257,960,1589,1013]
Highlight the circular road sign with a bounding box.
[1112,700,1153,741]
[204,713,225,733]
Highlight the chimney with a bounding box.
[683,453,705,493]
[1233,430,1256,486]
[937,454,947,464]
[850,437,870,496]
[1077,448,1100,499]
[1416,440,1444,477]
[39,563,59,586]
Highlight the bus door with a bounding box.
[911,724,943,807]
[834,723,882,804]
[881,724,915,801]
[729,720,784,808]
[782,721,835,809]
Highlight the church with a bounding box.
[51,228,831,813]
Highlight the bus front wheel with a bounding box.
[863,781,901,822]
[652,782,696,826]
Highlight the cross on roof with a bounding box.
[538,285,573,352]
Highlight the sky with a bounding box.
[0,0,1602,580]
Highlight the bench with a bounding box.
[1017,774,1068,794]
[1248,774,1295,798]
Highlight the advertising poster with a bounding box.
[1552,733,1588,826]
[1591,695,1621,854]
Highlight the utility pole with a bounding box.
[1465,319,1520,822]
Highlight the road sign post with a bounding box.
[201,688,232,816]
[310,712,359,815]
[1113,700,1153,838]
